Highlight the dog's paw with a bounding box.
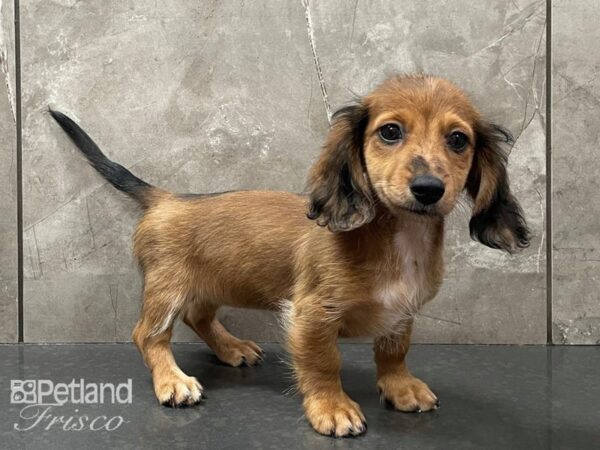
[215,339,264,367]
[303,392,367,437]
[154,370,203,407]
[377,374,438,412]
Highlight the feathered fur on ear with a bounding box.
[307,104,375,232]
[466,122,530,253]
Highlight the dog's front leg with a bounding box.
[288,305,366,437]
[374,322,439,412]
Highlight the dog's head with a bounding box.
[307,74,529,252]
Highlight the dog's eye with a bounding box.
[379,123,403,144]
[447,131,469,152]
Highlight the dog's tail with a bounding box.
[49,109,159,208]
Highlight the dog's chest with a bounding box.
[372,225,435,333]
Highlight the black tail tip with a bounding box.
[48,107,67,123]
[48,108,80,134]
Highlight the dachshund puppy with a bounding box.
[50,74,529,438]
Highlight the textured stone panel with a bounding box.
[309,0,547,343]
[22,0,327,342]
[552,0,600,344]
[22,0,547,344]
[0,0,17,342]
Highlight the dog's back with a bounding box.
[134,190,309,309]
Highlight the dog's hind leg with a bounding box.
[132,275,203,407]
[183,303,264,367]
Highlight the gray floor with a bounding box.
[0,343,598,450]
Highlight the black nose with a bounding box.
[410,175,445,205]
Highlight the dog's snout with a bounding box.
[410,175,445,205]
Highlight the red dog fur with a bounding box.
[51,74,529,437]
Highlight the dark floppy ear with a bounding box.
[466,122,530,253]
[307,103,375,232]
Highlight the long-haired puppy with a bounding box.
[51,74,529,437]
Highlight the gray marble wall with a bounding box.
[0,0,17,342]
[552,0,600,344]
[0,0,594,344]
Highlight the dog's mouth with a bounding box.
[375,189,445,219]
[395,202,443,218]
